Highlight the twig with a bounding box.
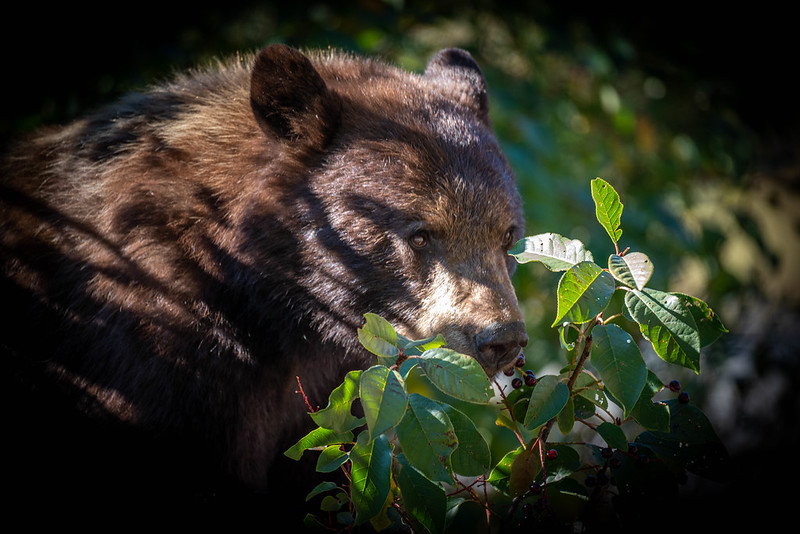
[295,375,316,412]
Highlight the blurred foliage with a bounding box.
[4,0,798,514]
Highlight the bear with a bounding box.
[0,44,527,521]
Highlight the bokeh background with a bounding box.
[4,0,796,523]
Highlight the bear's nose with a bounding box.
[474,321,528,369]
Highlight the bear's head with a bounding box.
[249,45,527,376]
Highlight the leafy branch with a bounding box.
[286,178,729,532]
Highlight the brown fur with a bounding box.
[0,45,525,520]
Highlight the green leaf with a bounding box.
[398,333,447,356]
[672,293,728,347]
[395,393,457,484]
[590,324,647,417]
[574,371,608,411]
[596,422,629,451]
[509,233,594,271]
[320,492,348,512]
[486,446,522,495]
[625,288,702,373]
[310,370,365,432]
[316,445,349,473]
[523,375,570,430]
[543,444,581,483]
[591,177,623,245]
[358,313,399,364]
[359,365,408,440]
[630,370,671,432]
[557,396,575,434]
[394,454,447,534]
[439,403,492,477]
[305,481,340,502]
[417,348,493,404]
[284,427,354,461]
[350,431,392,524]
[636,400,730,482]
[608,252,653,290]
[552,261,615,327]
[558,323,580,351]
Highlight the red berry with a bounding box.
[511,377,523,389]
[524,374,538,387]
[546,449,558,460]
[514,354,526,367]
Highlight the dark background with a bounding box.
[3,0,797,526]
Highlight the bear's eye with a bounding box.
[502,228,516,250]
[409,230,429,249]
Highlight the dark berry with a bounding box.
[524,374,538,387]
[585,475,596,487]
[627,443,638,455]
[610,457,622,469]
[678,391,690,404]
[601,447,613,459]
[529,482,543,495]
[546,449,558,460]
[503,367,516,377]
[638,454,650,465]
[511,377,523,389]
[668,379,681,392]
[514,354,526,367]
[522,502,533,515]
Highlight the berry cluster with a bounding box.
[667,378,691,404]
[504,353,538,389]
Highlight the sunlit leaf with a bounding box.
[524,375,569,430]
[316,445,349,473]
[552,261,615,327]
[625,288,701,373]
[509,233,595,271]
[350,431,392,524]
[395,393,457,484]
[590,324,647,417]
[672,293,728,347]
[487,446,523,495]
[358,313,399,365]
[398,333,447,356]
[310,370,365,432]
[284,427,354,461]
[360,365,407,440]
[417,348,493,404]
[574,371,608,410]
[609,252,653,290]
[592,177,623,245]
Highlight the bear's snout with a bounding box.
[473,321,528,371]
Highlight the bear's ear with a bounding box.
[250,44,341,147]
[424,48,489,121]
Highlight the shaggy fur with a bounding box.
[0,44,526,521]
